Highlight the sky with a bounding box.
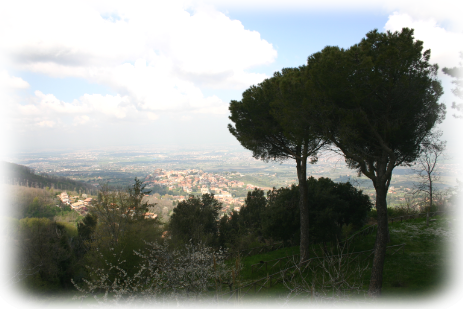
[0,0,462,158]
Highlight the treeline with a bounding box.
[7,185,73,219]
[169,176,372,251]
[2,162,97,195]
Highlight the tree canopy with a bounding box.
[168,194,222,247]
[228,27,445,296]
[228,68,326,262]
[306,28,445,296]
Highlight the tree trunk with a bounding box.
[296,156,309,263]
[429,180,433,210]
[368,182,389,297]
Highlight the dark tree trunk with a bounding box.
[296,156,309,263]
[368,179,390,297]
[429,179,433,210]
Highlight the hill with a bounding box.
[2,161,97,195]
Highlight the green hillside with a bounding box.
[2,161,97,195]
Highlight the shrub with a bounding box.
[263,178,372,244]
[73,241,229,304]
[168,194,222,247]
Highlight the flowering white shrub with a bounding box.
[72,241,229,305]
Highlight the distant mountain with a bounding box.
[2,161,97,194]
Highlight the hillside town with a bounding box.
[58,191,93,215]
[143,168,263,213]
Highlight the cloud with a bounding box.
[384,0,463,68]
[380,0,463,32]
[73,115,90,126]
[384,12,463,70]
[0,0,277,119]
[37,120,56,128]
[0,70,29,90]
[0,85,226,134]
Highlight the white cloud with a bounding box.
[11,87,228,131]
[0,70,29,90]
[384,12,463,70]
[384,0,463,68]
[73,115,90,126]
[0,0,276,121]
[385,0,463,27]
[0,0,279,142]
[37,120,56,128]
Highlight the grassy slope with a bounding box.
[230,214,453,301]
[48,217,463,309]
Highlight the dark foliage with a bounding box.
[239,189,267,235]
[263,178,372,244]
[218,210,241,248]
[168,194,222,247]
[74,213,98,259]
[217,178,372,249]
[263,185,300,245]
[307,28,445,295]
[17,218,76,291]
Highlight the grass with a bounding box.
[226,214,453,302]
[380,215,452,297]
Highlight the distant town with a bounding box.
[6,145,462,216]
[143,168,266,212]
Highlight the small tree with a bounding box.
[168,194,222,247]
[412,131,446,224]
[239,188,267,236]
[91,178,152,248]
[75,213,98,259]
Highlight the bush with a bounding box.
[73,241,230,304]
[263,185,300,245]
[263,178,372,244]
[168,194,222,247]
